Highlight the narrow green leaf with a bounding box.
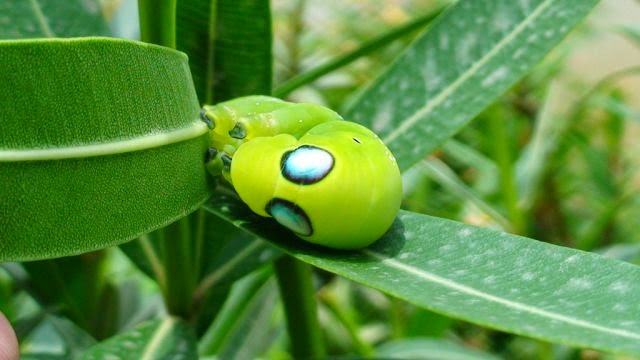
[345,0,599,171]
[0,0,109,39]
[272,6,446,97]
[215,279,281,360]
[194,213,280,298]
[211,0,272,102]
[618,25,640,47]
[80,318,197,359]
[198,267,272,355]
[376,338,501,360]
[205,195,640,356]
[176,0,215,103]
[0,38,211,261]
[47,315,97,358]
[419,158,510,229]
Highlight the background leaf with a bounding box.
[0,0,109,39]
[205,194,640,356]
[176,0,214,103]
[210,0,272,102]
[80,318,197,359]
[0,38,211,261]
[376,338,501,360]
[345,0,600,171]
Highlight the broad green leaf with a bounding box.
[376,338,501,360]
[210,0,272,102]
[0,0,109,39]
[345,0,599,171]
[205,194,640,356]
[0,38,211,261]
[80,318,197,359]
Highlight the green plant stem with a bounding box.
[160,217,194,318]
[138,0,177,49]
[537,340,554,360]
[488,104,526,234]
[319,291,374,357]
[274,256,324,358]
[272,6,446,97]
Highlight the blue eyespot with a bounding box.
[281,145,334,185]
[266,198,313,236]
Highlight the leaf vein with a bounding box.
[381,0,553,145]
[363,249,640,340]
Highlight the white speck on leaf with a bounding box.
[566,277,592,290]
[609,280,630,294]
[458,228,472,238]
[521,272,535,281]
[481,67,509,88]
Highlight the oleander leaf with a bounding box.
[0,38,211,261]
[0,0,109,39]
[80,318,197,359]
[177,0,272,104]
[211,0,272,102]
[345,0,600,171]
[205,194,640,356]
[376,338,501,360]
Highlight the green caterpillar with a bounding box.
[202,96,402,250]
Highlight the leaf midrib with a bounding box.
[0,120,208,161]
[362,248,640,340]
[382,0,553,145]
[141,318,176,360]
[29,0,55,37]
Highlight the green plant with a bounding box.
[2,0,640,358]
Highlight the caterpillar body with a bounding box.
[202,96,402,250]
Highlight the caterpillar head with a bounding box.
[230,121,402,250]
